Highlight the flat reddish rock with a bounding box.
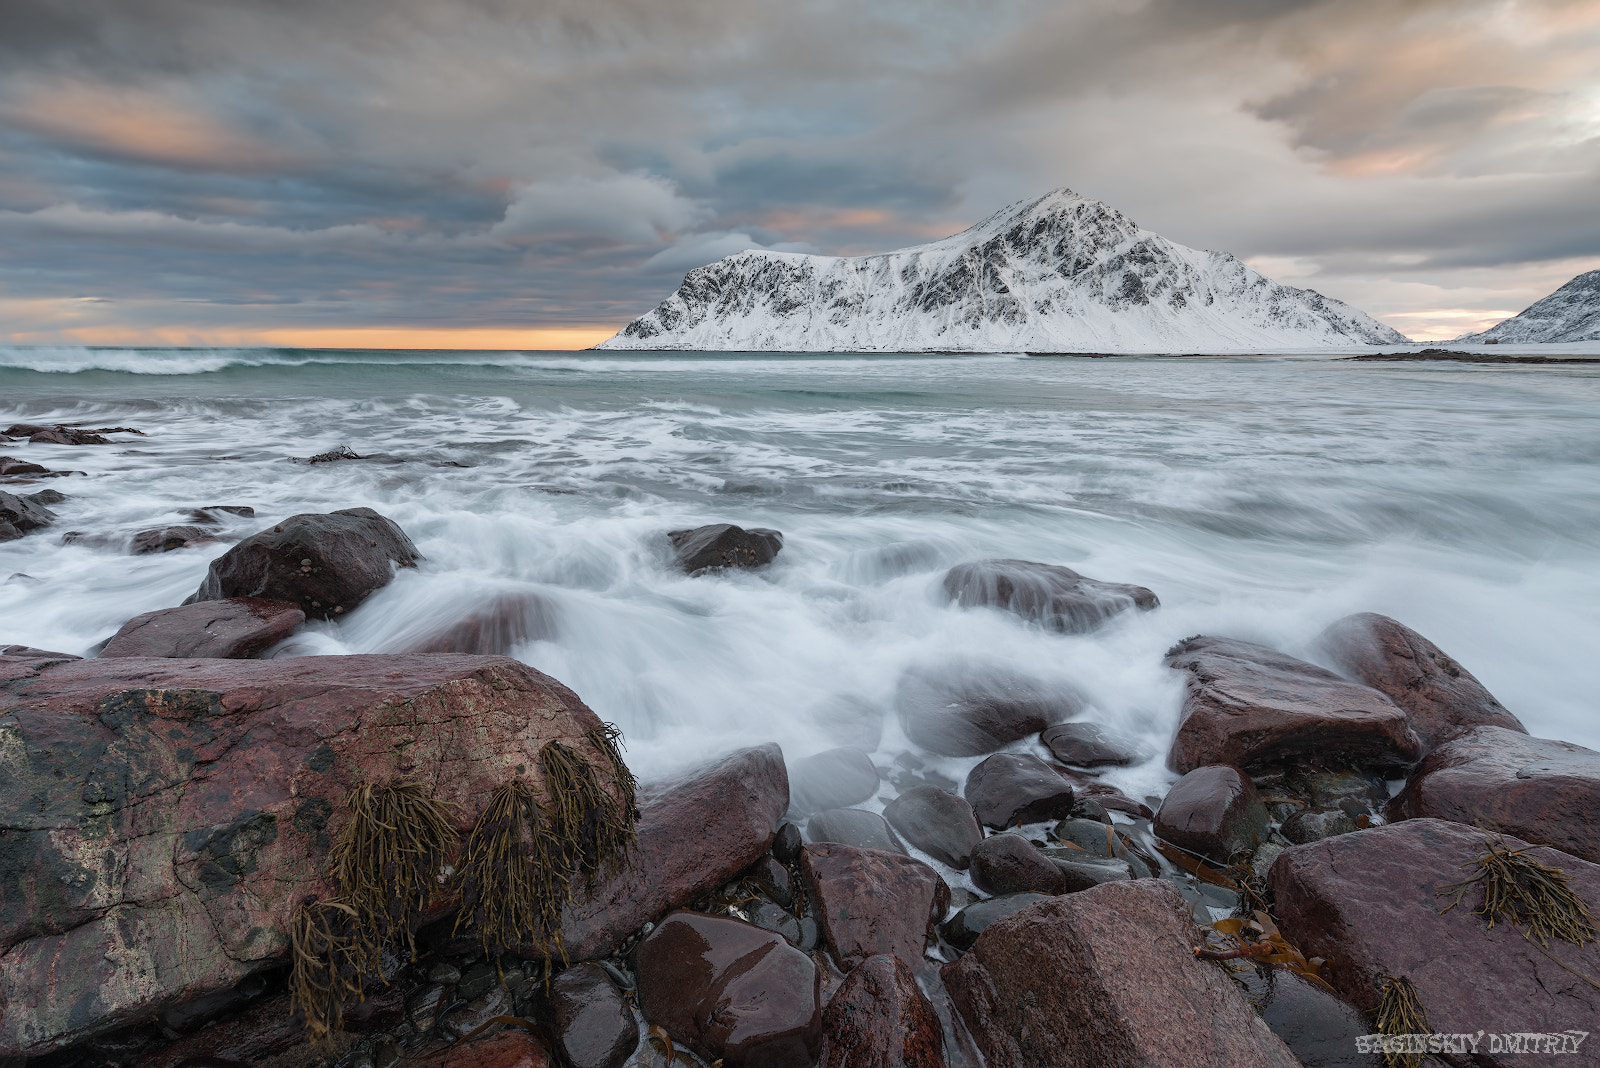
[546,744,788,961]
[1317,612,1526,753]
[1165,636,1420,774]
[100,597,305,659]
[819,954,944,1068]
[941,880,1298,1068]
[1269,819,1600,1064]
[636,910,820,1068]
[1390,726,1600,864]
[800,843,949,971]
[0,652,621,1058]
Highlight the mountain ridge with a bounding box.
[1455,268,1600,344]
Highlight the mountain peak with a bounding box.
[1459,268,1600,344]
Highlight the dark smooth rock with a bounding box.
[0,652,617,1058]
[130,525,214,554]
[1165,636,1421,774]
[1154,764,1270,864]
[5,423,136,445]
[0,646,80,661]
[1317,612,1526,754]
[963,752,1074,829]
[100,598,306,659]
[1283,766,1389,811]
[635,910,820,1068]
[940,892,1052,951]
[800,843,950,971]
[398,1029,553,1068]
[941,558,1159,634]
[895,659,1080,757]
[133,992,306,1068]
[750,855,795,906]
[390,592,557,655]
[806,808,906,854]
[0,490,56,541]
[184,507,421,619]
[26,489,69,506]
[1040,721,1140,766]
[1051,816,1122,858]
[1269,819,1600,1062]
[1280,808,1360,845]
[789,747,880,815]
[1390,726,1600,863]
[668,523,783,573]
[441,986,512,1039]
[969,835,1067,896]
[1248,969,1380,1068]
[542,962,637,1068]
[0,457,49,476]
[1049,855,1132,891]
[457,962,496,1002]
[1068,796,1111,823]
[818,954,944,1068]
[942,880,1298,1068]
[751,901,803,946]
[773,821,804,865]
[186,505,256,524]
[882,785,984,869]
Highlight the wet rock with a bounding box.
[1250,842,1284,883]
[428,962,462,985]
[390,592,557,655]
[667,523,783,573]
[541,962,637,1068]
[942,880,1298,1068]
[100,598,306,659]
[895,659,1080,756]
[636,910,820,1068]
[134,991,305,1068]
[184,507,422,620]
[1283,765,1389,811]
[940,892,1052,951]
[752,901,803,945]
[0,645,80,661]
[1153,764,1270,864]
[1068,795,1111,823]
[1254,969,1379,1068]
[399,1029,552,1068]
[750,855,795,906]
[1280,808,1361,844]
[0,489,56,541]
[1051,816,1122,858]
[818,954,944,1068]
[1048,854,1133,891]
[457,962,496,1002]
[1165,636,1420,774]
[0,652,621,1058]
[810,694,885,751]
[882,785,984,869]
[1317,612,1526,753]
[1389,726,1600,863]
[441,986,512,1040]
[186,505,256,524]
[0,456,49,477]
[800,843,950,971]
[1269,819,1600,1059]
[806,808,907,854]
[773,821,804,864]
[789,747,880,815]
[1040,720,1140,766]
[963,752,1074,829]
[547,745,789,962]
[941,558,1159,633]
[157,971,273,1035]
[130,525,215,554]
[27,488,69,506]
[5,423,139,445]
[969,834,1067,896]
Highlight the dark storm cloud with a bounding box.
[0,0,1596,342]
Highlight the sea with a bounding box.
[3,346,1599,806]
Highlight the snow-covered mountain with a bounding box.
[598,189,1406,352]
[1455,269,1600,344]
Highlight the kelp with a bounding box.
[288,898,381,1044]
[454,779,571,963]
[1375,975,1430,1068]
[1197,911,1333,992]
[1439,836,1597,949]
[326,780,457,959]
[541,731,637,889]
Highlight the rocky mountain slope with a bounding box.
[1456,268,1600,344]
[599,188,1407,352]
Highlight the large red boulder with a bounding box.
[1390,727,1600,864]
[941,880,1298,1068]
[99,598,305,659]
[818,954,944,1068]
[185,507,421,619]
[1165,636,1421,774]
[1269,819,1600,1064]
[799,844,949,971]
[1317,612,1526,753]
[0,652,627,1058]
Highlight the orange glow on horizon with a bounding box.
[2,324,624,351]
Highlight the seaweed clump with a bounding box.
[1374,975,1430,1068]
[289,898,381,1044]
[1440,836,1597,948]
[454,779,569,963]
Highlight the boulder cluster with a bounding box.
[4,472,1598,1068]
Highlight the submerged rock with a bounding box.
[806,808,907,854]
[185,507,421,619]
[1153,764,1270,864]
[1040,721,1140,766]
[942,558,1159,633]
[800,843,949,971]
[389,592,558,655]
[1317,612,1526,753]
[963,752,1075,829]
[130,524,216,554]
[0,456,49,477]
[0,489,56,541]
[942,880,1298,1068]
[1165,635,1420,774]
[895,659,1080,757]
[1390,726,1600,863]
[788,747,880,815]
[636,910,821,1068]
[0,652,624,1058]
[668,523,783,573]
[818,954,944,1068]
[100,598,306,659]
[882,784,984,869]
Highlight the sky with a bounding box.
[1,0,1597,348]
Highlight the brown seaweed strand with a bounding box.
[288,898,380,1045]
[453,779,571,963]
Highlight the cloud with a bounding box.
[639,230,815,274]
[491,174,709,246]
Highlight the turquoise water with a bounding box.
[3,347,1598,796]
